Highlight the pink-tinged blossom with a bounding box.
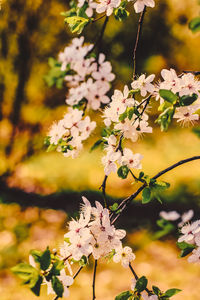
[159,68,181,95]
[48,121,66,145]
[178,210,194,227]
[141,292,158,300]
[179,73,200,97]
[159,210,180,221]
[178,220,200,244]
[96,0,121,16]
[188,247,200,264]
[86,80,110,110]
[173,105,200,126]
[78,0,97,17]
[119,148,143,169]
[113,246,136,268]
[128,0,155,13]
[131,74,155,97]
[102,150,122,175]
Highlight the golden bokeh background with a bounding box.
[0,0,200,299]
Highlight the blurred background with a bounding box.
[0,0,200,299]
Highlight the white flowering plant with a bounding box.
[12,1,200,300]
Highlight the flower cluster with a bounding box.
[160,209,194,227]
[60,197,135,265]
[102,134,143,175]
[131,278,158,300]
[58,37,115,110]
[156,69,200,125]
[178,219,200,264]
[103,85,152,142]
[47,108,96,158]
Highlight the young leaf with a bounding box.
[179,93,198,106]
[11,263,37,281]
[30,249,42,264]
[176,241,195,257]
[135,276,148,293]
[142,187,151,204]
[64,16,90,34]
[117,166,129,179]
[152,285,161,296]
[31,276,43,296]
[115,291,133,300]
[164,288,181,297]
[110,202,119,212]
[159,89,177,104]
[114,7,130,21]
[40,248,51,271]
[52,276,64,297]
[189,17,200,33]
[90,139,104,152]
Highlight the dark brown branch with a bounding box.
[112,156,200,224]
[99,175,108,207]
[133,7,146,77]
[182,70,200,75]
[87,16,109,56]
[129,263,151,294]
[92,14,106,23]
[73,266,83,280]
[92,260,98,300]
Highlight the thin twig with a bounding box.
[133,7,146,77]
[129,263,151,294]
[92,14,106,23]
[92,260,98,300]
[111,155,200,224]
[73,266,83,280]
[182,70,200,75]
[99,175,108,207]
[87,16,109,56]
[129,169,144,183]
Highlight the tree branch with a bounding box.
[92,260,98,300]
[129,263,151,294]
[111,155,200,224]
[133,7,146,77]
[99,175,108,207]
[87,16,109,56]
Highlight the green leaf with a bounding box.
[192,126,200,138]
[164,288,181,297]
[52,276,64,297]
[46,260,64,281]
[159,89,178,104]
[46,143,57,152]
[189,17,200,33]
[142,187,151,204]
[40,248,51,271]
[11,263,37,281]
[117,166,129,179]
[64,16,90,34]
[179,93,198,106]
[114,6,130,21]
[119,111,127,122]
[79,255,88,267]
[152,286,161,296]
[152,181,170,191]
[101,127,112,137]
[90,139,104,152]
[30,250,42,264]
[156,107,175,131]
[110,203,119,212]
[176,242,195,257]
[31,276,43,296]
[135,276,148,293]
[127,107,135,120]
[115,291,133,300]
